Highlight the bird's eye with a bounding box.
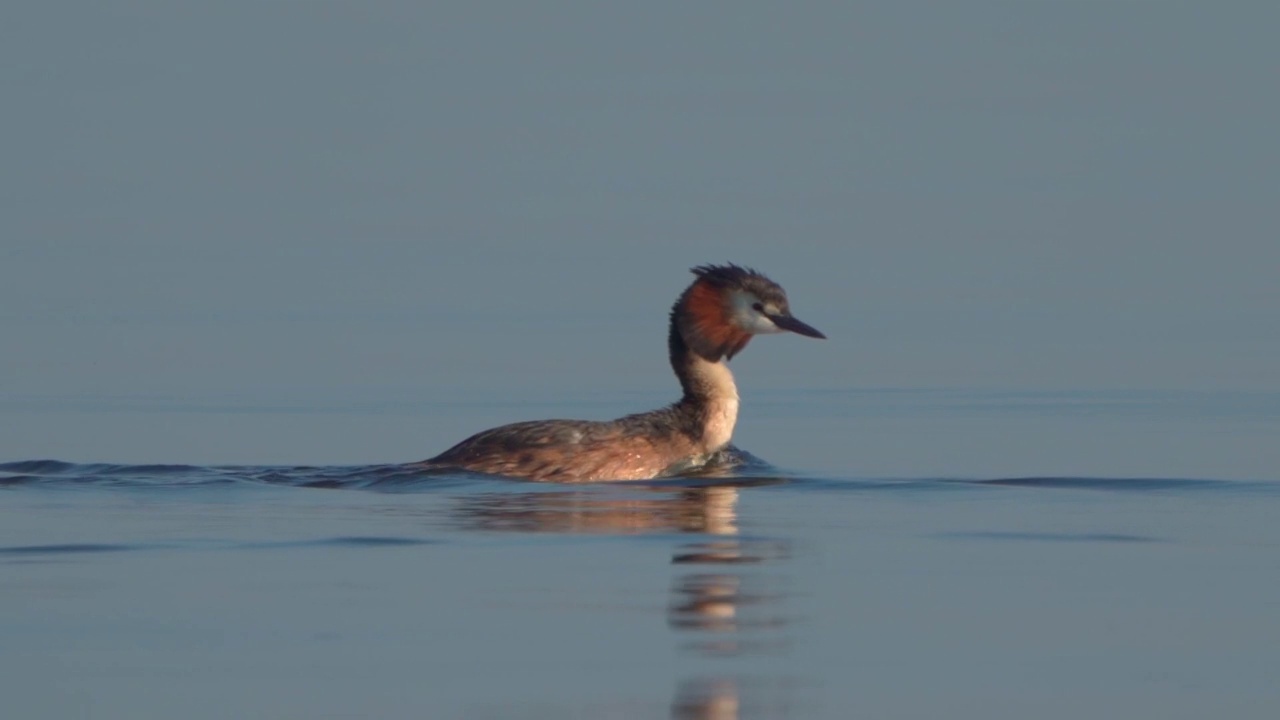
[751,302,764,313]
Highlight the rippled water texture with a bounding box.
[3,456,1278,719]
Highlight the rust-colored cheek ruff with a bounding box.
[680,280,752,360]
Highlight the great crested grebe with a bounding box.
[421,264,824,482]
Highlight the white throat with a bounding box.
[687,354,740,451]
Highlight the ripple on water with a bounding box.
[1,459,1275,496]
[0,543,142,555]
[931,531,1164,543]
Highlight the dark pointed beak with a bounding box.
[769,313,826,339]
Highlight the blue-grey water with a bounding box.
[4,389,1280,719]
[4,2,1280,718]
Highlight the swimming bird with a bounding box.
[421,264,824,481]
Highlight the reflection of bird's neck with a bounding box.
[700,487,739,536]
[673,677,740,720]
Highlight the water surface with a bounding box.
[4,424,1278,719]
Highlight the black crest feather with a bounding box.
[689,263,789,308]
[689,263,769,288]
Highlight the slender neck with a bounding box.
[668,320,737,400]
[668,315,740,451]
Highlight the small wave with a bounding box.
[2,459,1274,494]
[0,460,464,490]
[0,459,85,474]
[1,459,248,487]
[748,474,1280,496]
[0,536,438,561]
[233,536,441,550]
[967,476,1241,492]
[0,542,142,555]
[933,531,1162,544]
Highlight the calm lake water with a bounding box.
[3,390,1278,719]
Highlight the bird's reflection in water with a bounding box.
[451,479,770,535]
[450,477,795,720]
[672,677,740,720]
[664,483,795,718]
[668,541,790,656]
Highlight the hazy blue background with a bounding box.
[3,2,1278,475]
